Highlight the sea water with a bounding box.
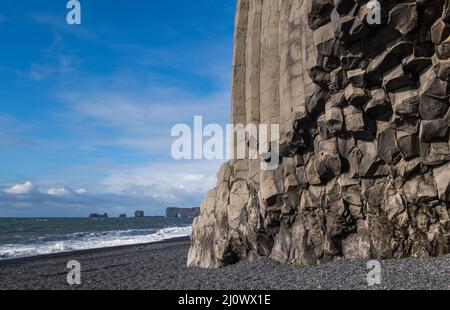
[0,217,193,259]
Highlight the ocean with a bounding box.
[0,217,193,260]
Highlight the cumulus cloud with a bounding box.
[0,7,233,217]
[0,180,205,217]
[0,157,223,218]
[100,160,222,197]
[4,181,34,195]
[47,187,70,196]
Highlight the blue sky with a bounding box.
[0,0,235,217]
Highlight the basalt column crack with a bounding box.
[188,0,450,268]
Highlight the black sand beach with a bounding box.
[0,237,449,290]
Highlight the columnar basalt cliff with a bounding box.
[188,0,450,268]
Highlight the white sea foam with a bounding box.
[0,226,192,260]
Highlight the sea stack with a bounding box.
[135,211,145,218]
[188,0,450,268]
[166,207,200,219]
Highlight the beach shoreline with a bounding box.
[0,238,449,290]
[0,236,191,266]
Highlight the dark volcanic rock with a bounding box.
[188,0,450,268]
[419,120,448,142]
[166,207,200,219]
[0,239,449,290]
[89,213,108,219]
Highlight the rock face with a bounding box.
[89,213,108,219]
[135,211,145,218]
[188,0,450,268]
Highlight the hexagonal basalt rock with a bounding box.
[419,120,448,143]
[188,0,450,268]
[388,3,418,36]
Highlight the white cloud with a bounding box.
[48,187,70,196]
[75,188,88,194]
[0,177,206,217]
[100,160,223,197]
[58,86,230,153]
[4,181,34,195]
[27,55,80,81]
[183,174,206,181]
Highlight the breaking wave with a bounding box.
[0,226,191,260]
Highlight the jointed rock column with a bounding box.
[188,0,450,268]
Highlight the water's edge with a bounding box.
[0,236,191,265]
[0,218,193,260]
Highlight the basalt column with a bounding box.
[188,0,450,268]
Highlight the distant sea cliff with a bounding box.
[166,208,200,219]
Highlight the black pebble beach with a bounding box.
[0,237,448,290]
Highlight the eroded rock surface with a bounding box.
[188,0,450,268]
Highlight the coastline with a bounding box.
[0,237,449,290]
[0,236,191,266]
